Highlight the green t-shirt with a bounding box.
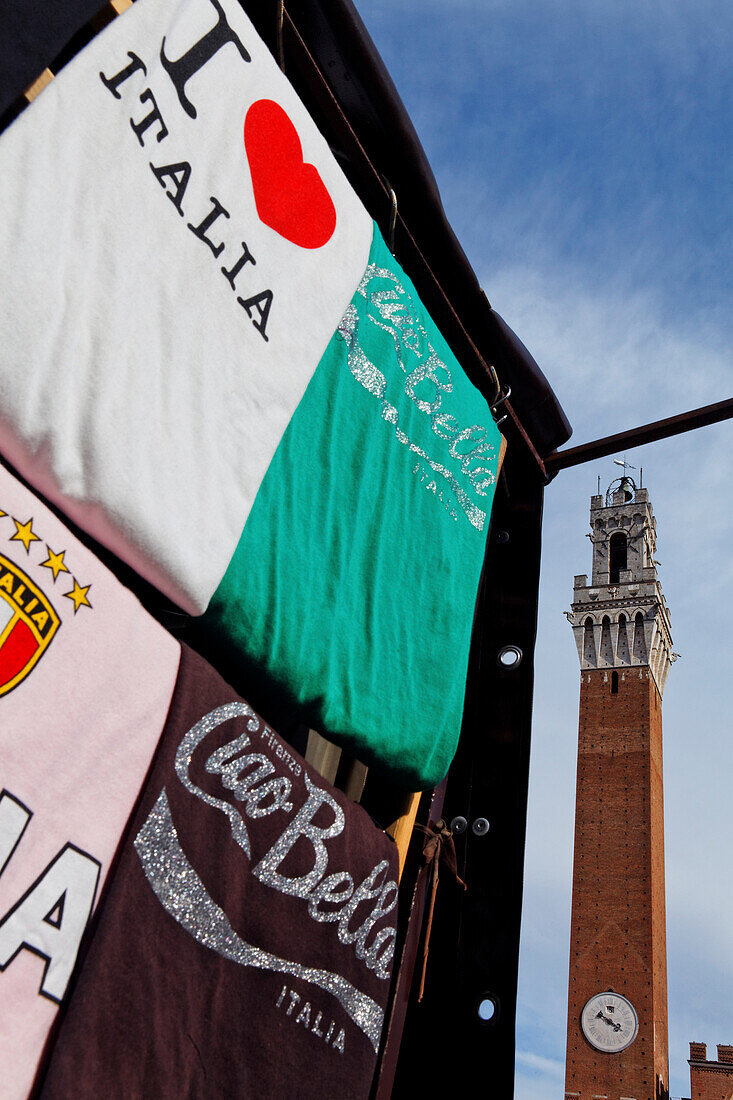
[205,224,502,788]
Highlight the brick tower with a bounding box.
[564,474,674,1100]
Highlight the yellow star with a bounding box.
[40,546,71,582]
[0,508,6,517]
[10,517,40,553]
[63,578,93,614]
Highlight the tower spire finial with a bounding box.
[613,454,636,476]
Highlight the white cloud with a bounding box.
[515,1051,566,1100]
[516,1049,565,1078]
[483,261,732,441]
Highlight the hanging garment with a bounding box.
[204,224,502,788]
[0,0,372,612]
[38,643,399,1100]
[0,0,502,788]
[0,461,181,1099]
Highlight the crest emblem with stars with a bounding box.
[0,552,60,696]
[0,509,95,695]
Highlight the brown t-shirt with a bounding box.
[40,645,398,1099]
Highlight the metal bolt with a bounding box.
[498,645,523,669]
[477,996,497,1022]
[472,817,490,836]
[450,816,468,835]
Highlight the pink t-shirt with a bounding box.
[0,462,180,1097]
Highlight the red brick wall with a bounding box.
[564,668,669,1100]
[689,1043,733,1100]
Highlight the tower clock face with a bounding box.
[581,992,639,1053]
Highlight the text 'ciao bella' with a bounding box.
[99,0,275,341]
[176,703,399,982]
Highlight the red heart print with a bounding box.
[244,99,337,250]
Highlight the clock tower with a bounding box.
[564,474,674,1100]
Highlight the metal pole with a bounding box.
[545,396,733,474]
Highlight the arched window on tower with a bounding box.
[611,671,619,694]
[633,611,647,662]
[617,613,630,664]
[600,615,614,665]
[609,532,627,584]
[583,617,596,666]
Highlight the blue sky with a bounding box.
[354,2,733,1096]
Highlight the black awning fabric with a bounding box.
[0,0,105,115]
